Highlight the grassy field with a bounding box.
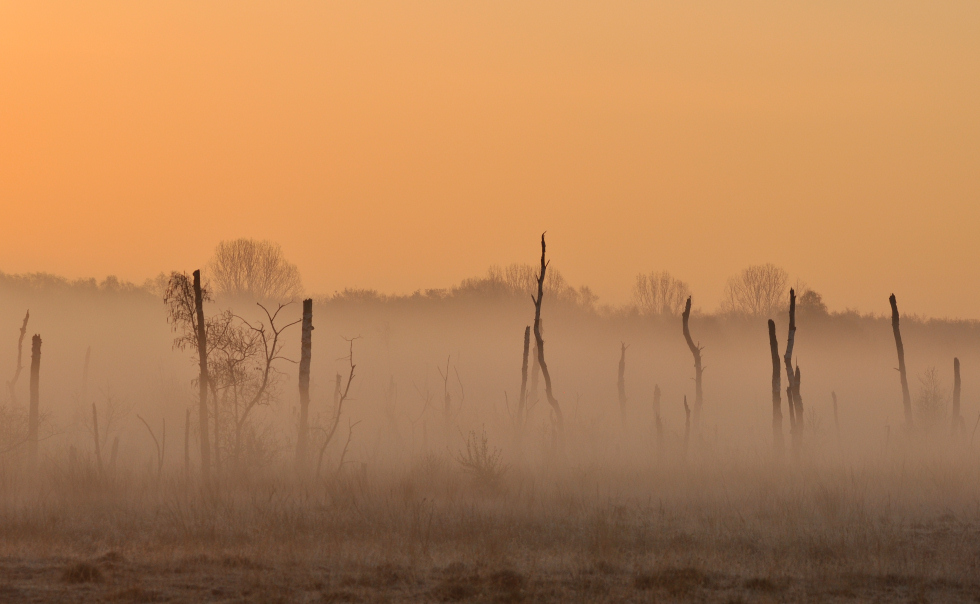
[1,447,979,603]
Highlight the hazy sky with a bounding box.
[2,2,978,317]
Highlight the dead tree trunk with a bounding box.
[793,365,804,453]
[28,334,41,466]
[531,233,564,436]
[832,391,840,439]
[768,319,783,459]
[952,357,962,436]
[681,297,703,434]
[783,289,799,452]
[682,395,691,461]
[889,294,913,428]
[617,343,628,426]
[6,311,29,407]
[92,403,104,480]
[81,346,91,405]
[184,407,191,481]
[193,270,211,483]
[517,326,531,432]
[296,298,313,472]
[530,322,541,409]
[653,384,663,456]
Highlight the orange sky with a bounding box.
[1,2,978,317]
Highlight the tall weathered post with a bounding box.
[889,294,913,427]
[681,297,703,433]
[517,326,530,432]
[531,233,564,437]
[296,298,314,472]
[28,334,41,466]
[783,289,800,454]
[193,270,211,483]
[952,357,962,436]
[768,319,783,459]
[617,343,628,426]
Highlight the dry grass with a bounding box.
[0,448,978,602]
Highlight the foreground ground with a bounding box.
[2,551,979,603]
[1,454,978,602]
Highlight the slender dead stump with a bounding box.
[653,384,663,457]
[768,319,784,460]
[783,289,800,457]
[92,403,105,481]
[138,414,166,482]
[193,270,212,484]
[28,335,41,466]
[681,297,703,434]
[793,365,804,454]
[517,326,531,434]
[529,322,542,410]
[81,346,91,405]
[531,233,564,438]
[296,298,314,473]
[952,358,962,436]
[184,408,191,483]
[682,395,691,461]
[832,391,840,439]
[617,343,628,427]
[889,294,913,429]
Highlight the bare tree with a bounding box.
[722,264,789,318]
[208,239,303,302]
[164,270,212,482]
[889,294,913,427]
[768,319,783,459]
[28,334,40,466]
[681,297,703,433]
[632,271,690,316]
[296,298,313,472]
[314,337,358,479]
[531,233,564,436]
[209,304,300,469]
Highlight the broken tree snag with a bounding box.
[81,346,91,404]
[296,298,314,472]
[193,270,212,483]
[889,294,913,428]
[653,384,663,456]
[184,408,191,480]
[681,297,703,433]
[531,233,564,434]
[832,391,840,439]
[92,403,105,480]
[768,319,783,459]
[952,358,962,436]
[793,365,804,457]
[517,326,531,431]
[783,289,798,439]
[682,395,691,460]
[28,334,41,466]
[617,343,628,426]
[7,310,29,407]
